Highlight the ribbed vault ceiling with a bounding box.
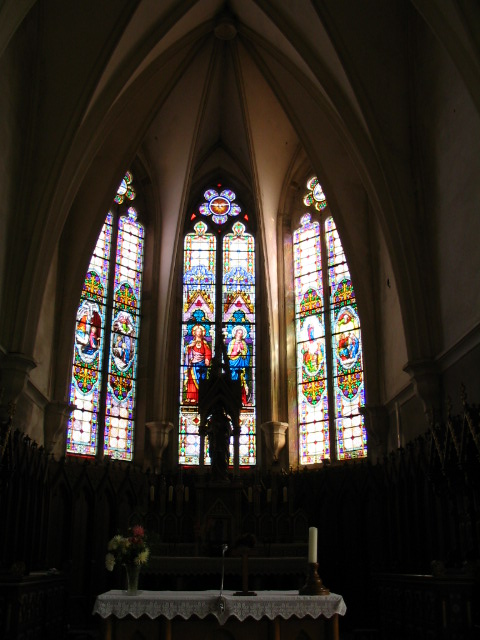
[2,0,419,399]
[85,0,367,224]
[78,1,376,376]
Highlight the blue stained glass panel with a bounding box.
[104,209,144,461]
[326,216,367,460]
[67,214,113,455]
[223,222,256,465]
[293,213,330,464]
[295,181,367,463]
[179,195,256,467]
[179,222,216,465]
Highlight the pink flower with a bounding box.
[131,525,144,538]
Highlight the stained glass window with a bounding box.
[294,178,366,464]
[223,221,256,465]
[179,188,256,466]
[66,173,144,461]
[326,217,366,459]
[179,221,216,465]
[303,176,327,211]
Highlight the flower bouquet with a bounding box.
[105,525,149,594]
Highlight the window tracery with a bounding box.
[294,178,366,463]
[179,187,256,466]
[66,173,144,461]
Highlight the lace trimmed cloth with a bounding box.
[93,590,346,626]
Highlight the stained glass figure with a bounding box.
[293,214,329,464]
[294,179,366,464]
[179,222,216,465]
[104,207,144,460]
[67,214,112,456]
[326,216,366,459]
[179,193,256,467]
[67,173,144,460]
[223,222,256,465]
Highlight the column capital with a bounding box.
[403,359,440,422]
[44,400,74,455]
[0,352,36,419]
[360,404,388,456]
[146,420,174,473]
[260,421,288,463]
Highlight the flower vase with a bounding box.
[124,563,140,595]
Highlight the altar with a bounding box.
[93,589,346,640]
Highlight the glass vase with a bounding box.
[124,563,140,595]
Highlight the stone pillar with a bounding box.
[146,420,173,473]
[233,422,240,478]
[44,401,74,456]
[261,421,288,463]
[360,404,388,459]
[0,352,36,421]
[403,359,440,423]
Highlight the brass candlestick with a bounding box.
[299,562,330,596]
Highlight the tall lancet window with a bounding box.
[179,187,256,467]
[66,172,145,461]
[294,177,366,464]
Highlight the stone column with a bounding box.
[146,420,173,473]
[0,352,36,421]
[233,422,240,478]
[261,421,288,463]
[403,359,440,423]
[360,404,389,459]
[44,401,74,456]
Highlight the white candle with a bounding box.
[308,527,318,563]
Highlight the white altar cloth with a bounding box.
[93,590,346,626]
